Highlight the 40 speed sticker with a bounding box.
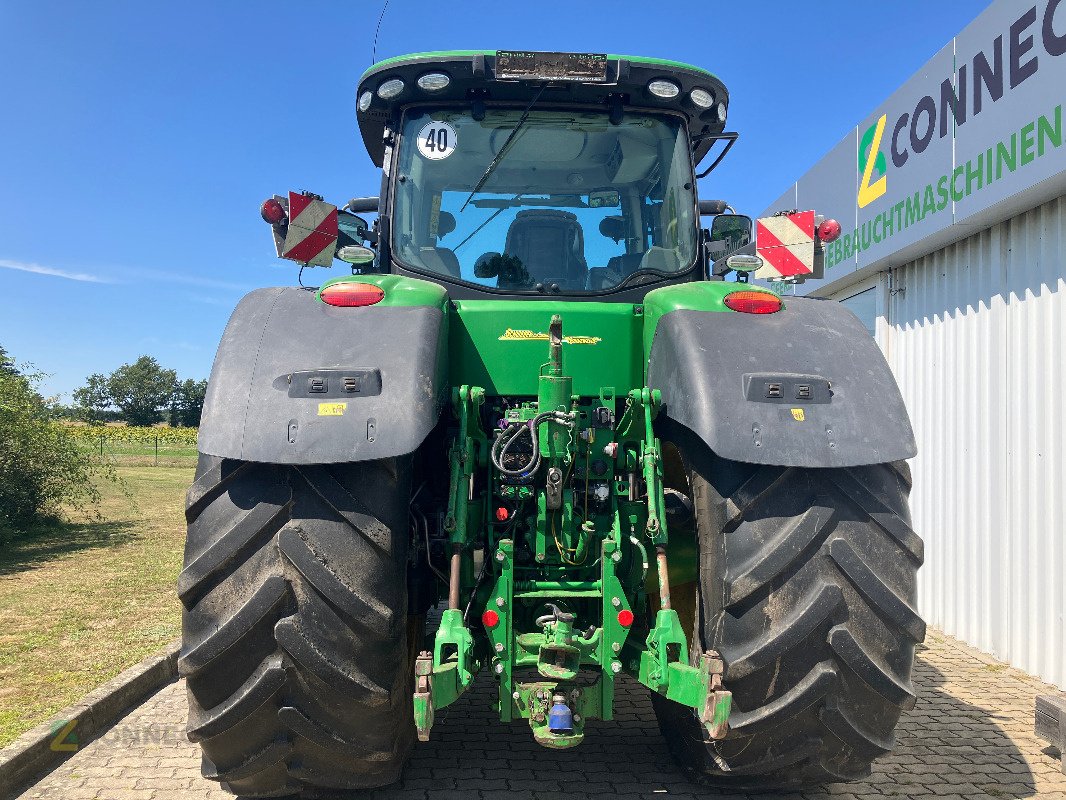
[417,121,457,160]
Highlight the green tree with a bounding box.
[170,378,208,427]
[73,373,113,423]
[103,356,177,427]
[0,345,19,379]
[0,349,104,537]
[73,357,208,427]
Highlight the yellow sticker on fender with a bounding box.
[791,408,805,421]
[318,402,347,416]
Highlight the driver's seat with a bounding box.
[503,210,588,289]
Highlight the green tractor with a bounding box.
[180,50,923,796]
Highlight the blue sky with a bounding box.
[0,0,988,401]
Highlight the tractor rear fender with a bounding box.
[198,279,448,464]
[645,292,915,468]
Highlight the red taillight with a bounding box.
[495,506,510,522]
[617,609,634,628]
[817,218,842,243]
[260,197,286,225]
[482,610,500,628]
[319,282,385,307]
[724,291,782,314]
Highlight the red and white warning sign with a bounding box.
[754,210,815,280]
[281,192,339,267]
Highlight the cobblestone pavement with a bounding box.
[11,630,1066,800]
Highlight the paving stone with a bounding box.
[10,630,1066,800]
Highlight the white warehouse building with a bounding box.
[759,0,1066,687]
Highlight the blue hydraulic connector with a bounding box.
[548,694,573,733]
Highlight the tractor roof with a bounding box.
[355,50,730,167]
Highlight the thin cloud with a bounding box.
[0,257,250,292]
[0,258,115,283]
[133,268,247,292]
[185,292,239,307]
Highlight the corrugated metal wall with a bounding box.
[886,195,1066,689]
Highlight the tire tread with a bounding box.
[181,455,413,798]
[652,446,923,790]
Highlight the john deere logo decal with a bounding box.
[499,329,602,345]
[857,114,888,208]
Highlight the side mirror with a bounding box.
[708,213,752,252]
[336,213,374,266]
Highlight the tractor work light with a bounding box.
[319,282,385,307]
[337,245,376,266]
[689,88,714,108]
[377,78,405,100]
[713,102,728,123]
[647,79,680,99]
[260,198,286,225]
[725,254,762,273]
[724,291,782,314]
[416,72,451,92]
[358,90,373,112]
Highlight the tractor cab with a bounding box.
[353,51,734,297]
[262,51,840,293]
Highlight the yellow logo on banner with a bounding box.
[857,114,889,209]
[318,402,347,416]
[498,329,602,345]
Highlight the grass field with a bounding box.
[0,465,194,747]
[79,438,198,468]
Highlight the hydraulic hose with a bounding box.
[490,411,574,477]
[629,535,650,582]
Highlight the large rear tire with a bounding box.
[653,437,924,789]
[178,455,416,798]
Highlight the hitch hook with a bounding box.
[413,651,435,742]
[700,650,732,740]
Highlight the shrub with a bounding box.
[0,355,109,539]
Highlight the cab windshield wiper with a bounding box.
[459,84,547,212]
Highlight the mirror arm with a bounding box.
[694,132,739,179]
[376,216,391,270]
[703,233,729,280]
[359,222,379,246]
[709,256,732,278]
[709,240,758,278]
